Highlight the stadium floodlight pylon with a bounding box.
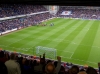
[36,46,57,59]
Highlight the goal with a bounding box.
[35,46,57,59]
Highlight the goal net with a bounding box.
[36,46,57,59]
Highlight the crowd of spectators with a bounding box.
[0,4,47,18]
[57,6,100,20]
[0,12,53,33]
[0,50,99,74]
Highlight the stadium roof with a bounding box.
[0,0,100,6]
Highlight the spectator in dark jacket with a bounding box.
[86,67,98,74]
[0,61,8,74]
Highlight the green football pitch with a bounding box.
[0,18,100,68]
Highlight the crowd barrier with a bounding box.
[0,28,17,35]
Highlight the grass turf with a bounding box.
[0,18,100,68]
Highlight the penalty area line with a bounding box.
[60,56,97,64]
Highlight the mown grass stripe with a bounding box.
[64,20,95,52]
[72,20,100,62]
[3,18,66,49]
[56,20,90,55]
[45,20,85,48]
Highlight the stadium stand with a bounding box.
[0,12,53,33]
[0,5,100,74]
[57,6,100,20]
[0,4,47,18]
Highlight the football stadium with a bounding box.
[0,5,100,74]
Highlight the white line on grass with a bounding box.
[60,56,97,64]
[0,41,99,65]
[57,50,73,53]
[69,52,74,59]
[1,44,97,65]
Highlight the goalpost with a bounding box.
[35,46,57,59]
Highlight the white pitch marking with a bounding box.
[57,50,73,53]
[60,55,97,64]
[70,52,74,59]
